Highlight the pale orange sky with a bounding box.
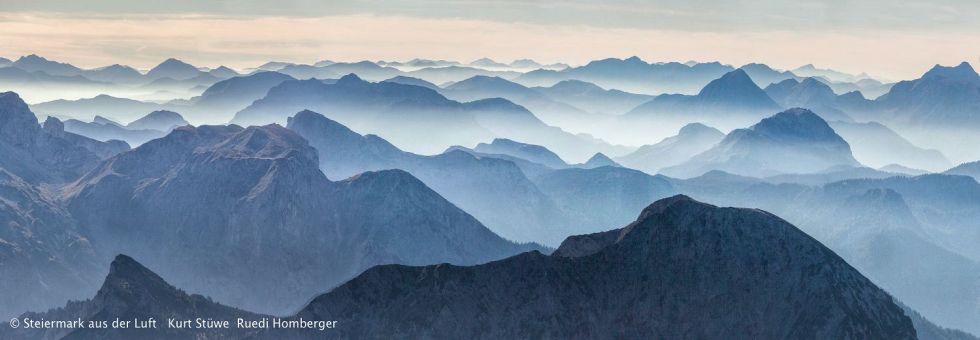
[1,11,979,80]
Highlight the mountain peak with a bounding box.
[127,110,188,131]
[750,107,841,140]
[678,122,722,136]
[97,254,177,302]
[695,69,778,108]
[146,58,200,79]
[583,152,620,168]
[337,73,365,84]
[922,61,978,81]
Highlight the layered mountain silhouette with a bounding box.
[61,122,541,315]
[616,123,725,174]
[191,71,296,120]
[624,69,783,131]
[125,110,188,131]
[290,195,915,339]
[662,108,860,177]
[876,62,979,128]
[764,77,853,122]
[945,161,980,181]
[233,74,623,161]
[533,79,654,115]
[472,138,568,169]
[287,110,565,244]
[830,121,951,171]
[62,110,188,146]
[145,58,204,81]
[32,95,166,123]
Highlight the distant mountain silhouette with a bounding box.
[145,58,203,80]
[469,57,508,68]
[382,75,440,90]
[291,195,915,339]
[234,74,623,161]
[125,110,188,131]
[616,123,725,174]
[580,152,620,168]
[287,110,565,245]
[830,121,951,171]
[663,108,860,177]
[32,94,166,122]
[473,138,568,169]
[765,77,853,122]
[739,63,799,88]
[876,62,980,128]
[625,69,782,131]
[533,79,654,115]
[192,71,296,119]
[945,161,980,181]
[85,64,144,84]
[11,54,84,77]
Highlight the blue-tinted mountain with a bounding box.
[233,74,622,161]
[192,71,295,118]
[0,57,11,67]
[62,123,540,315]
[287,110,564,245]
[207,65,239,78]
[31,94,166,122]
[579,152,620,168]
[532,167,674,237]
[876,62,980,127]
[625,69,782,131]
[406,66,520,84]
[381,75,440,90]
[472,138,568,169]
[533,79,654,115]
[509,59,542,68]
[11,54,84,76]
[469,57,508,68]
[85,64,144,84]
[616,123,725,174]
[765,77,853,122]
[663,108,859,177]
[739,63,799,88]
[145,58,203,80]
[63,117,167,147]
[945,161,980,181]
[125,110,188,131]
[290,195,915,339]
[830,121,951,171]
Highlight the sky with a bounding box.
[1,0,979,80]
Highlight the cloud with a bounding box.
[0,12,978,79]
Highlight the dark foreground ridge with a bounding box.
[2,196,918,339]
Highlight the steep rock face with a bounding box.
[62,124,540,315]
[287,110,564,245]
[663,108,860,178]
[2,255,266,340]
[616,123,725,174]
[0,92,124,184]
[291,196,917,339]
